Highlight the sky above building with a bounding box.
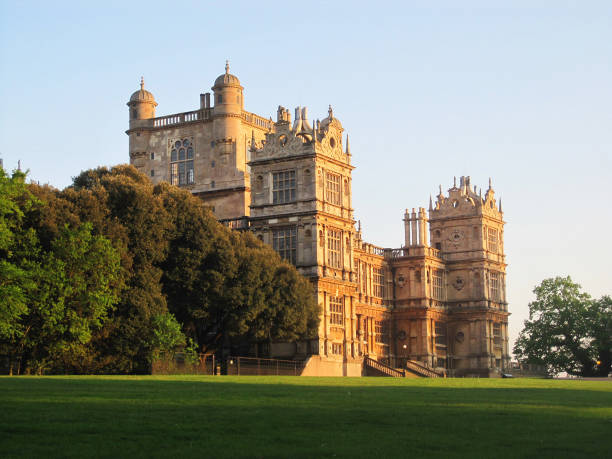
[1,1,611,352]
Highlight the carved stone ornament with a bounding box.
[456,331,465,343]
[397,330,407,341]
[448,230,464,244]
[452,276,465,291]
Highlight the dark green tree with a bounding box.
[3,164,320,373]
[514,276,611,377]
[156,181,319,358]
[66,165,172,373]
[589,295,611,377]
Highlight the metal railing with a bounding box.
[226,356,306,376]
[151,353,216,375]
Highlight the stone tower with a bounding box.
[428,175,509,375]
[211,61,250,206]
[249,105,368,375]
[127,78,157,171]
[389,176,509,376]
[126,64,271,222]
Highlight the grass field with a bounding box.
[0,376,611,458]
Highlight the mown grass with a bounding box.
[0,376,610,458]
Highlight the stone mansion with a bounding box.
[127,64,510,377]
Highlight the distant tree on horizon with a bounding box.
[514,276,611,377]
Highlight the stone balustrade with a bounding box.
[384,246,442,260]
[358,242,385,257]
[241,111,273,130]
[152,108,212,128]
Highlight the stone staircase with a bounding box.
[364,356,409,378]
[364,356,446,378]
[405,360,446,378]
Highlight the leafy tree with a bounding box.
[155,181,319,358]
[514,276,611,377]
[2,219,121,375]
[22,224,121,374]
[3,164,320,373]
[150,313,186,362]
[66,166,172,373]
[0,168,38,343]
[589,296,611,376]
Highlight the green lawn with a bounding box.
[0,376,610,458]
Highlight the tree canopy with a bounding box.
[514,276,611,377]
[1,165,319,374]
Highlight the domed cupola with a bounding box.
[212,61,244,114]
[127,77,157,120]
[213,60,242,88]
[319,105,343,132]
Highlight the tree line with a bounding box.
[0,165,319,374]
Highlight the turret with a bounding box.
[212,60,243,116]
[127,77,157,124]
[211,61,246,178]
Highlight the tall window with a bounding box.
[432,269,444,300]
[170,138,194,185]
[325,172,341,205]
[375,320,388,344]
[361,262,367,292]
[490,272,500,301]
[272,170,296,204]
[373,267,384,298]
[327,229,341,268]
[272,227,297,264]
[435,321,446,346]
[329,296,344,327]
[488,228,498,253]
[493,322,502,346]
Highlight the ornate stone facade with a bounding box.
[127,65,510,377]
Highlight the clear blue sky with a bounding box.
[1,1,611,352]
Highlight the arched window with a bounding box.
[170,138,194,185]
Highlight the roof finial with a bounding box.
[225,60,230,74]
[429,195,433,211]
[345,135,350,154]
[140,76,144,90]
[489,177,492,189]
[328,104,333,119]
